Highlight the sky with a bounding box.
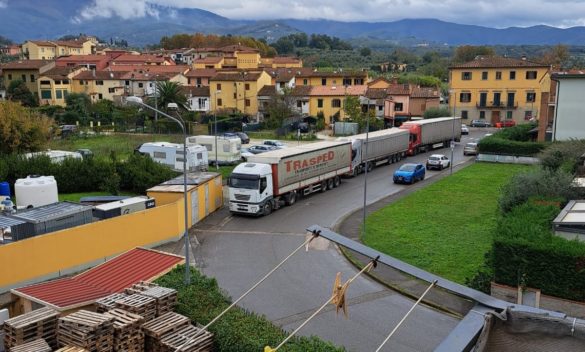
[71,0,585,28]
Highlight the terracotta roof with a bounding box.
[73,70,128,80]
[194,57,223,64]
[53,40,85,48]
[297,69,368,78]
[367,77,392,87]
[12,248,183,310]
[365,88,389,99]
[211,72,263,81]
[449,56,549,69]
[1,60,52,70]
[105,65,188,74]
[185,68,217,78]
[40,66,83,79]
[181,86,210,97]
[272,57,301,64]
[258,85,276,96]
[291,85,313,96]
[309,85,367,96]
[119,71,177,81]
[411,87,440,98]
[27,40,56,47]
[386,84,411,95]
[218,44,259,53]
[56,55,108,63]
[112,54,168,64]
[552,70,585,78]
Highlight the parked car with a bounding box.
[426,154,450,170]
[393,163,425,184]
[224,132,250,144]
[240,147,254,161]
[463,142,479,156]
[470,120,492,127]
[461,124,469,135]
[247,145,277,154]
[59,125,78,138]
[496,120,516,128]
[76,149,94,159]
[263,140,287,149]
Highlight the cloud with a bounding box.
[74,0,585,28]
[0,0,7,8]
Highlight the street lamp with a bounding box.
[362,112,370,239]
[449,89,456,176]
[214,91,221,170]
[125,96,196,285]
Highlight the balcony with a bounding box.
[476,101,518,109]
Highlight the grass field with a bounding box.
[363,163,529,284]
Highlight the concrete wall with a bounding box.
[553,78,585,141]
[477,154,540,164]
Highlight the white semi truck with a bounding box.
[228,141,352,216]
[338,128,409,176]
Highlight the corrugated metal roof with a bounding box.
[12,248,183,309]
[11,202,92,223]
[0,215,26,229]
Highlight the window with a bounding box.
[506,111,513,120]
[378,105,383,111]
[245,99,250,107]
[41,90,52,99]
[21,74,26,82]
[461,110,468,119]
[526,71,537,79]
[98,93,103,100]
[303,79,308,85]
[481,71,488,80]
[496,71,502,80]
[56,90,63,99]
[525,111,533,120]
[138,83,143,88]
[317,99,323,108]
[196,78,201,86]
[479,92,487,107]
[321,78,326,86]
[394,103,403,112]
[233,93,237,99]
[479,111,486,119]
[149,83,153,88]
[459,92,471,103]
[30,74,35,82]
[332,99,341,108]
[461,72,472,80]
[55,80,61,85]
[63,90,68,98]
[62,79,69,84]
[526,92,536,102]
[493,92,501,106]
[7,74,12,80]
[507,92,515,107]
[40,80,50,85]
[96,80,104,85]
[202,144,212,151]
[297,101,302,108]
[216,83,221,90]
[509,71,516,80]
[343,78,352,86]
[355,79,364,85]
[245,83,250,90]
[79,80,86,85]
[125,80,130,86]
[153,152,166,159]
[260,177,267,193]
[223,144,230,152]
[217,98,222,106]
[197,153,203,160]
[108,88,115,93]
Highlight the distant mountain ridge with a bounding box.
[1,1,585,46]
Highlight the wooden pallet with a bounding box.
[95,293,127,313]
[124,282,158,295]
[54,346,89,352]
[139,287,178,317]
[3,307,58,349]
[57,310,114,352]
[115,294,157,322]
[159,324,213,352]
[8,338,52,352]
[141,312,190,352]
[103,309,144,352]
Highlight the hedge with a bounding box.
[491,202,585,301]
[156,266,344,352]
[478,137,545,156]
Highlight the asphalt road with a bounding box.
[188,128,493,351]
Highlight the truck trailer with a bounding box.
[399,117,462,155]
[338,128,409,176]
[228,141,352,216]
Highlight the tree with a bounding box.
[423,107,451,119]
[360,47,372,57]
[0,101,55,153]
[265,87,296,129]
[541,44,570,68]
[7,80,38,107]
[65,93,91,123]
[152,81,188,112]
[453,45,495,64]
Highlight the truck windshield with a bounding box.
[228,174,259,190]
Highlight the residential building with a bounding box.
[193,56,224,69]
[449,55,551,124]
[209,71,272,117]
[0,45,21,56]
[260,57,303,68]
[296,69,368,87]
[72,70,127,103]
[56,55,111,70]
[182,86,211,112]
[363,88,388,119]
[38,66,87,106]
[308,85,368,124]
[185,68,216,87]
[257,85,312,121]
[383,85,412,125]
[550,71,585,141]
[111,54,173,66]
[409,87,441,116]
[0,60,55,97]
[22,40,95,60]
[121,71,187,98]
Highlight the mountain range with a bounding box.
[2,1,585,47]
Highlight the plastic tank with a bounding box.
[15,176,59,208]
[0,181,9,197]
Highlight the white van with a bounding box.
[137,142,208,171]
[186,135,241,165]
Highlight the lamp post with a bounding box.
[362,112,370,239]
[125,96,196,285]
[154,74,159,133]
[214,91,221,170]
[449,89,456,176]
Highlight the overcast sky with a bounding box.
[75,0,585,28]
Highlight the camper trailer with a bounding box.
[186,135,242,165]
[136,142,208,171]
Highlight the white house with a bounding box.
[182,86,210,112]
[552,71,585,141]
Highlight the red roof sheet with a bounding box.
[13,248,183,309]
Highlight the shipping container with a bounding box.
[93,196,156,220]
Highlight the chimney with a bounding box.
[521,55,527,61]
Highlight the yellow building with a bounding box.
[72,70,127,103]
[22,40,95,60]
[0,60,54,97]
[295,68,368,87]
[193,56,224,69]
[38,67,87,106]
[308,85,368,124]
[210,71,272,115]
[260,57,303,68]
[449,56,551,124]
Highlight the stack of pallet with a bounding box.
[159,324,213,352]
[103,308,144,352]
[57,310,114,352]
[141,312,190,352]
[140,286,178,317]
[115,294,157,322]
[95,293,127,313]
[3,307,58,349]
[124,281,158,295]
[54,347,88,352]
[8,338,51,352]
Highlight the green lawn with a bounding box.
[59,192,137,202]
[363,163,530,284]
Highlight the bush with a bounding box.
[116,154,178,194]
[156,266,344,352]
[493,123,535,142]
[423,107,451,119]
[539,139,585,173]
[478,136,545,156]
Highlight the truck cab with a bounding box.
[228,163,274,216]
[399,123,421,156]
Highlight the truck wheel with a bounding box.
[262,202,272,216]
[285,191,297,206]
[320,181,328,192]
[366,162,373,172]
[334,176,341,187]
[327,178,334,190]
[352,168,359,177]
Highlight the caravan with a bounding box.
[186,135,242,165]
[136,142,208,171]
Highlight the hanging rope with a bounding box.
[175,231,320,352]
[265,258,378,352]
[374,280,438,352]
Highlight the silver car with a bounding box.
[463,142,478,156]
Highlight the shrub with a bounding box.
[423,107,451,119]
[116,154,178,194]
[156,266,344,352]
[478,137,545,156]
[539,139,585,173]
[493,123,535,142]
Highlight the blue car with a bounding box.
[393,163,425,184]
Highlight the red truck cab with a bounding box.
[399,122,421,156]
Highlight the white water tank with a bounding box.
[15,176,59,208]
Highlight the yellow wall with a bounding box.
[308,95,347,124]
[72,79,122,102]
[296,75,367,87]
[236,52,260,69]
[193,58,224,69]
[449,66,551,124]
[2,69,42,95]
[38,76,75,106]
[210,71,272,114]
[22,42,55,60]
